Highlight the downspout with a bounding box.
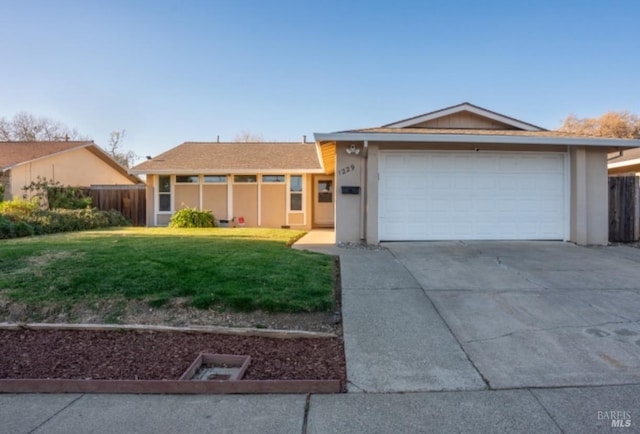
[360,141,368,241]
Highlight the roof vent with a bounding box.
[302,135,307,143]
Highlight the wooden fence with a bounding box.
[90,185,146,226]
[609,176,640,242]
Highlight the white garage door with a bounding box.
[378,151,567,241]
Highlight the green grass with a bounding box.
[0,227,334,313]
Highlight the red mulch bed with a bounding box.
[0,329,346,385]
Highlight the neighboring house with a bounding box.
[131,103,640,245]
[608,147,640,175]
[0,141,142,201]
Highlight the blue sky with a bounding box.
[1,0,639,160]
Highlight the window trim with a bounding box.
[175,175,200,184]
[233,174,258,183]
[203,175,228,183]
[262,174,286,183]
[289,175,304,213]
[157,175,172,214]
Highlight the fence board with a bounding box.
[90,185,146,226]
[609,176,640,242]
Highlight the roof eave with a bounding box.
[313,132,640,148]
[608,158,640,169]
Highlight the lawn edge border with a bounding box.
[0,322,337,339]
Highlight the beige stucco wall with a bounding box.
[174,184,199,209]
[233,184,258,227]
[146,174,156,226]
[9,147,134,199]
[570,147,609,245]
[148,173,315,229]
[334,142,366,243]
[202,184,228,222]
[261,184,286,228]
[335,141,610,246]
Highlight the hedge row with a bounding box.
[0,207,130,239]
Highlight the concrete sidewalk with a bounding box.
[3,386,639,433]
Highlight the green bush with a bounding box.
[0,198,40,221]
[22,177,92,210]
[0,207,131,239]
[169,208,215,228]
[0,214,15,238]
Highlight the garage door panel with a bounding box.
[379,151,566,241]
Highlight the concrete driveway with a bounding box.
[341,241,640,392]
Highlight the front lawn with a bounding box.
[0,228,334,314]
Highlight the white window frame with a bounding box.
[233,174,258,183]
[288,174,304,213]
[157,175,173,214]
[262,174,286,183]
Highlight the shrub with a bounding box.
[0,198,40,221]
[14,221,35,237]
[0,207,131,239]
[169,208,215,228]
[22,177,92,210]
[0,215,15,238]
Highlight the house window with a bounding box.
[234,175,257,183]
[176,175,199,183]
[158,175,171,212]
[262,175,285,183]
[204,175,227,183]
[290,175,302,211]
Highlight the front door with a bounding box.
[313,176,335,227]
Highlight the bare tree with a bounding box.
[107,129,138,168]
[0,112,86,141]
[559,111,640,139]
[233,130,265,142]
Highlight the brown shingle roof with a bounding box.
[130,142,323,174]
[0,141,91,169]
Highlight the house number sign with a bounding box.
[338,164,355,175]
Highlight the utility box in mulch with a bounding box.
[180,353,251,381]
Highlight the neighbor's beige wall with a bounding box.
[202,184,228,222]
[260,184,286,228]
[10,147,134,199]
